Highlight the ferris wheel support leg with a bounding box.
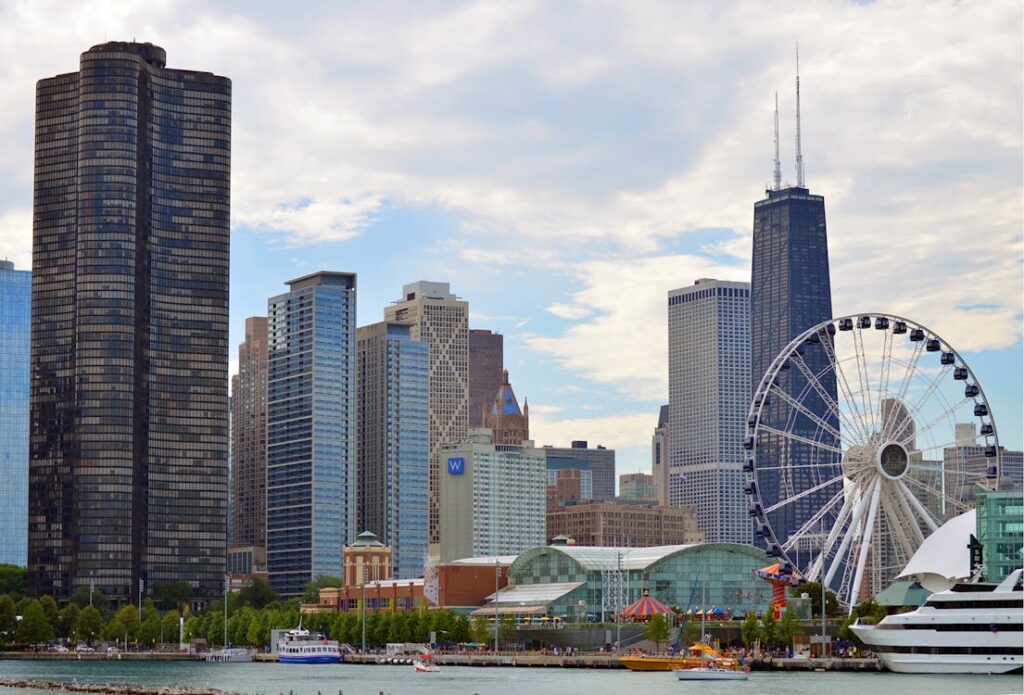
[824,488,872,588]
[896,479,939,533]
[808,492,856,582]
[848,478,883,611]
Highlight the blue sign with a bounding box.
[447,457,465,475]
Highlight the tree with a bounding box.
[301,576,343,604]
[153,581,194,611]
[38,595,59,632]
[0,595,17,642]
[790,582,841,618]
[471,616,491,645]
[451,614,471,644]
[237,579,278,609]
[841,597,889,644]
[75,605,103,644]
[58,603,80,640]
[16,601,54,645]
[162,610,181,646]
[761,610,779,647]
[0,564,27,598]
[740,611,761,648]
[778,608,802,647]
[498,615,517,646]
[70,586,108,614]
[645,614,671,654]
[138,614,161,647]
[109,604,140,644]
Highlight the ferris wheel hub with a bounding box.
[877,441,910,480]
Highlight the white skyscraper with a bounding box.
[668,278,752,544]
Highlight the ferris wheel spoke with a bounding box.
[852,327,879,436]
[887,362,955,443]
[887,339,927,429]
[780,486,846,552]
[807,493,854,582]
[768,384,845,443]
[814,336,872,445]
[880,485,918,563]
[896,479,940,533]
[848,477,883,609]
[824,487,873,588]
[758,424,846,458]
[763,473,845,514]
[787,349,868,444]
[903,475,969,518]
[892,482,926,547]
[876,328,896,433]
[898,396,968,449]
[755,462,844,472]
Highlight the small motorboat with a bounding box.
[413,654,440,673]
[675,666,748,681]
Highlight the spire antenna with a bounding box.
[795,42,805,187]
[773,92,782,191]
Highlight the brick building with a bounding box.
[546,502,704,547]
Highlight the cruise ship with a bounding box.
[277,627,342,664]
[852,568,1022,674]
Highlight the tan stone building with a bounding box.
[343,531,393,586]
[482,369,529,445]
[546,502,704,547]
[230,316,268,555]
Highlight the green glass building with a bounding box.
[976,488,1024,582]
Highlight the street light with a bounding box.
[493,558,499,654]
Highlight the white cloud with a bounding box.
[531,411,656,452]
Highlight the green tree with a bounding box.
[70,586,108,614]
[498,616,517,646]
[153,580,194,611]
[0,595,17,642]
[388,612,409,643]
[238,579,278,609]
[0,564,27,598]
[75,605,103,644]
[740,611,761,648]
[471,616,491,644]
[16,600,54,645]
[57,603,80,640]
[761,610,779,647]
[138,614,161,647]
[301,576,343,604]
[644,614,670,653]
[790,582,841,618]
[451,614,471,644]
[109,604,140,644]
[162,610,181,645]
[38,595,59,632]
[778,608,802,647]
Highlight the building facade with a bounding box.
[343,531,393,586]
[975,488,1024,582]
[0,261,30,566]
[384,282,468,545]
[542,442,615,501]
[618,473,658,502]
[652,405,669,506]
[668,278,751,544]
[750,184,837,550]
[469,329,503,428]
[355,321,429,579]
[482,369,529,445]
[29,42,230,602]
[546,463,593,510]
[231,317,268,554]
[545,502,704,547]
[267,272,356,598]
[438,429,546,562]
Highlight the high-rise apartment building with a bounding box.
[438,429,546,562]
[0,261,31,566]
[618,472,658,502]
[652,405,669,506]
[267,272,356,598]
[384,281,468,545]
[29,42,230,602]
[482,369,529,445]
[231,317,268,553]
[469,329,503,427]
[356,321,429,579]
[542,442,615,501]
[668,279,751,544]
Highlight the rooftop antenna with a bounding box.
[773,91,782,191]
[795,42,805,187]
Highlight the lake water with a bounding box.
[0,660,1020,695]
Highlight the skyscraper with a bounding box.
[384,281,468,545]
[652,405,669,506]
[749,70,837,549]
[355,321,429,579]
[29,42,230,602]
[267,272,356,598]
[542,442,616,501]
[231,317,268,553]
[0,260,30,567]
[668,278,751,543]
[468,329,503,427]
[482,369,529,445]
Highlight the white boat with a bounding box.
[675,666,748,681]
[206,647,254,663]
[278,627,342,664]
[851,568,1022,674]
[413,655,440,673]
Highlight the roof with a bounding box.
[484,581,585,605]
[470,604,549,617]
[897,510,975,590]
[490,370,522,416]
[448,555,518,566]
[512,543,767,573]
[875,579,931,607]
[621,592,672,617]
[351,530,385,547]
[361,578,424,589]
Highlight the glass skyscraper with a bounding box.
[356,322,429,579]
[0,261,30,567]
[29,42,230,602]
[750,186,838,549]
[267,272,356,598]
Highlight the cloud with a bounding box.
[531,411,656,452]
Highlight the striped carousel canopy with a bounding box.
[621,589,671,617]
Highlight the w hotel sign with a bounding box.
[447,457,465,475]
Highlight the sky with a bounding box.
[0,0,1021,479]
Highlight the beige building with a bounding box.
[343,531,393,586]
[652,405,670,506]
[546,502,704,547]
[619,472,658,502]
[385,281,469,545]
[438,429,546,562]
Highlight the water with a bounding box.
[0,660,1019,695]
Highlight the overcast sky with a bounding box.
[0,0,1020,476]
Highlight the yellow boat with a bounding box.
[619,643,743,672]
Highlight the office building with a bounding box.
[975,488,1024,582]
[668,278,751,543]
[469,329,503,427]
[356,321,429,579]
[29,42,230,602]
[546,460,593,510]
[942,423,1023,506]
[482,369,529,445]
[438,429,546,562]
[542,442,615,501]
[231,317,268,554]
[545,502,704,547]
[385,281,469,545]
[0,261,30,566]
[267,272,356,598]
[749,79,837,548]
[618,472,658,502]
[652,405,669,506]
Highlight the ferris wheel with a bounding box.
[744,313,1000,608]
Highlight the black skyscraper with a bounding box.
[29,42,231,603]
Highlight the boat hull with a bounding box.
[675,668,748,681]
[279,655,342,664]
[620,656,741,672]
[875,652,1022,675]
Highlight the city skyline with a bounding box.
[0,2,1020,479]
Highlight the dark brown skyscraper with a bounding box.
[468,329,502,427]
[231,317,268,551]
[29,42,230,603]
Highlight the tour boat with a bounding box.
[851,568,1022,674]
[277,627,342,664]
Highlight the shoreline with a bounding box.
[0,678,236,695]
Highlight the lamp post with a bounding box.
[361,566,368,653]
[493,558,499,654]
